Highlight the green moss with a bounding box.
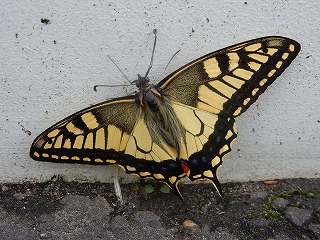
[262,208,282,219]
[262,189,319,220]
[276,189,317,199]
[262,196,282,220]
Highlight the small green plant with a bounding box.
[144,179,171,195]
[159,184,171,193]
[144,184,155,194]
[262,195,283,219]
[262,189,319,219]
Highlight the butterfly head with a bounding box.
[134,74,150,88]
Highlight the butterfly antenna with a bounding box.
[93,84,132,92]
[145,29,157,78]
[93,55,134,91]
[155,49,180,82]
[108,55,132,83]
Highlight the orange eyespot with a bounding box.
[180,161,190,174]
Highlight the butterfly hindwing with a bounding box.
[171,102,237,197]
[30,96,187,197]
[123,117,187,196]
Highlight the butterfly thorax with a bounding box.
[134,74,184,151]
[135,74,161,111]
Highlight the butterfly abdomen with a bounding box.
[135,75,184,150]
[142,94,184,150]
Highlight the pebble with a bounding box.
[1,185,9,192]
[263,180,278,185]
[308,223,320,238]
[306,192,315,198]
[148,219,162,228]
[271,198,290,211]
[248,218,269,228]
[250,191,269,202]
[12,193,24,200]
[134,211,162,229]
[284,207,313,227]
[183,219,198,229]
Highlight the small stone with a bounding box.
[1,185,9,192]
[248,218,269,228]
[263,180,278,185]
[13,192,24,200]
[40,233,47,238]
[301,234,312,240]
[183,219,198,229]
[296,201,303,208]
[23,190,33,197]
[38,214,55,223]
[148,219,162,228]
[284,207,313,227]
[308,223,320,238]
[200,204,209,213]
[212,227,239,239]
[133,211,162,228]
[271,198,289,211]
[91,189,98,195]
[306,192,315,198]
[250,191,269,202]
[316,207,320,222]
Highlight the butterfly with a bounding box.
[30,32,300,200]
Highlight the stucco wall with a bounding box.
[1,0,319,184]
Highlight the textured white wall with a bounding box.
[1,0,319,184]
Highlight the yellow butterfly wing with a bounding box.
[157,36,300,196]
[170,102,237,197]
[30,96,188,198]
[159,36,300,117]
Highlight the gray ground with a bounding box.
[0,178,319,240]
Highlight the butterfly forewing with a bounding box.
[31,97,138,164]
[159,37,300,117]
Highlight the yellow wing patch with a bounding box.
[172,102,222,157]
[125,118,178,161]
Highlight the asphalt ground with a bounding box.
[0,178,319,239]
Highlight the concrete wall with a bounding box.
[1,0,319,184]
